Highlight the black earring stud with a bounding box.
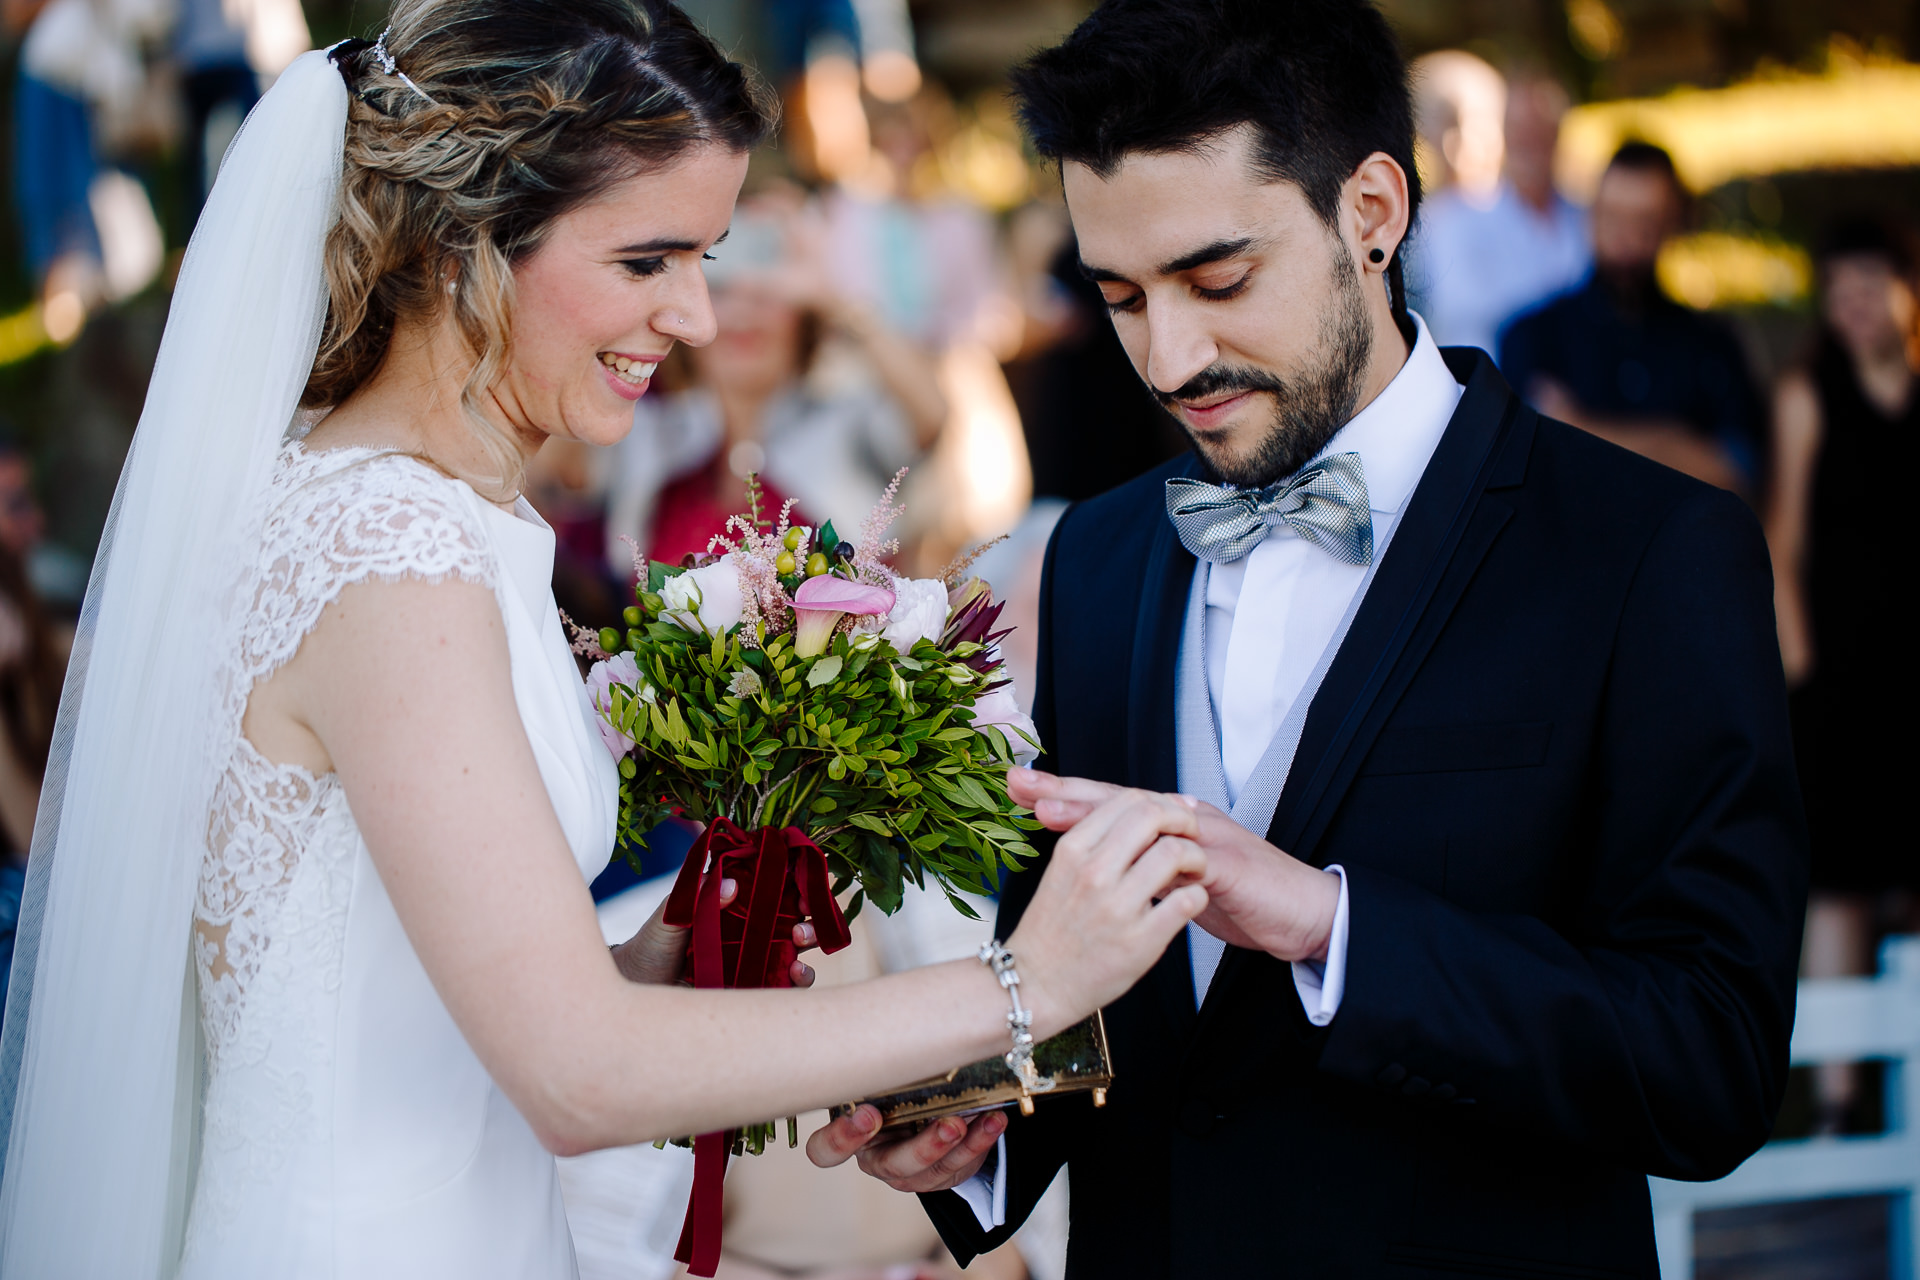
[1368,247,1386,264]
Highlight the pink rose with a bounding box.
[971,685,1039,766]
[585,651,644,758]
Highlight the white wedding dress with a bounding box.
[178,438,618,1277]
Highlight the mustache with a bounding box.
[1153,363,1288,409]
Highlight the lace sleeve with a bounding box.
[241,448,498,690]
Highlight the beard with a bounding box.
[1155,251,1374,489]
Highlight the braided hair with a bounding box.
[308,0,776,493]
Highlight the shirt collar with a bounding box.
[1309,311,1464,516]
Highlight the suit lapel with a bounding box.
[1127,458,1201,797]
[1271,352,1528,859]
[1193,352,1534,1028]
[1126,455,1202,1036]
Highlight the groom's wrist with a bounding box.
[1303,868,1342,963]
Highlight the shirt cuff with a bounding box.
[1289,864,1349,1027]
[950,1132,1007,1231]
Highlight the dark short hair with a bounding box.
[1604,141,1684,193]
[1008,0,1419,319]
[1817,216,1914,275]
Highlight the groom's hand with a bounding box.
[1007,768,1340,964]
[805,1104,1006,1192]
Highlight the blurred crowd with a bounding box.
[2,3,1919,1276]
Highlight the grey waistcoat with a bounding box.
[1174,526,1393,1006]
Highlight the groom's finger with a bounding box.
[1005,766,1064,809]
[1013,772,1125,828]
[856,1111,1005,1192]
[805,1105,883,1168]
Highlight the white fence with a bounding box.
[1649,936,1920,1279]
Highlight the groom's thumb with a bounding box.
[805,1105,881,1168]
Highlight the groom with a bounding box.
[810,0,1807,1275]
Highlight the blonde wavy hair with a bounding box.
[307,0,775,494]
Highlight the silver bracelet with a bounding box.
[978,940,1055,1113]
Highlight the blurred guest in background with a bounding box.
[7,0,103,307]
[0,426,86,612]
[173,0,259,225]
[1499,142,1763,495]
[0,531,67,1009]
[1415,69,1589,354]
[822,86,1004,354]
[171,0,308,228]
[605,202,945,573]
[1003,235,1187,503]
[522,438,629,636]
[1766,217,1920,1132]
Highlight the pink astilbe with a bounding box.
[852,468,907,585]
[618,534,647,585]
[937,534,1008,588]
[560,609,610,659]
[704,511,794,644]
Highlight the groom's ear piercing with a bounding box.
[1368,247,1386,265]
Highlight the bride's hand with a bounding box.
[1002,787,1209,1029]
[806,789,1206,1184]
[611,881,820,987]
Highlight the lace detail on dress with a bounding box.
[185,444,497,1238]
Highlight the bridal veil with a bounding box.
[0,49,347,1274]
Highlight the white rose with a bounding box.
[660,557,745,635]
[880,577,950,654]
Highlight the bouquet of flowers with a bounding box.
[574,473,1042,1275]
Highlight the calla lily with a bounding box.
[792,575,895,658]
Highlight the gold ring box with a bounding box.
[831,1012,1113,1130]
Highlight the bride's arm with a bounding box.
[277,576,1206,1156]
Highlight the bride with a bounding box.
[0,0,1210,1274]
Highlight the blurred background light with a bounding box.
[1558,42,1920,201]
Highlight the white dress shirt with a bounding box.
[958,315,1465,1230]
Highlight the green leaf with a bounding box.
[860,831,904,914]
[818,519,840,554]
[953,773,996,813]
[807,655,843,688]
[939,883,983,920]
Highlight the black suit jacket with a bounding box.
[922,351,1807,1279]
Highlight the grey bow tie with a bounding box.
[1165,453,1373,566]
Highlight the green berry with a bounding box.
[783,527,806,552]
[627,628,645,649]
[775,551,796,576]
[598,627,620,653]
[805,552,829,577]
[623,605,642,627]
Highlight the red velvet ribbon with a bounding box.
[663,819,852,1276]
